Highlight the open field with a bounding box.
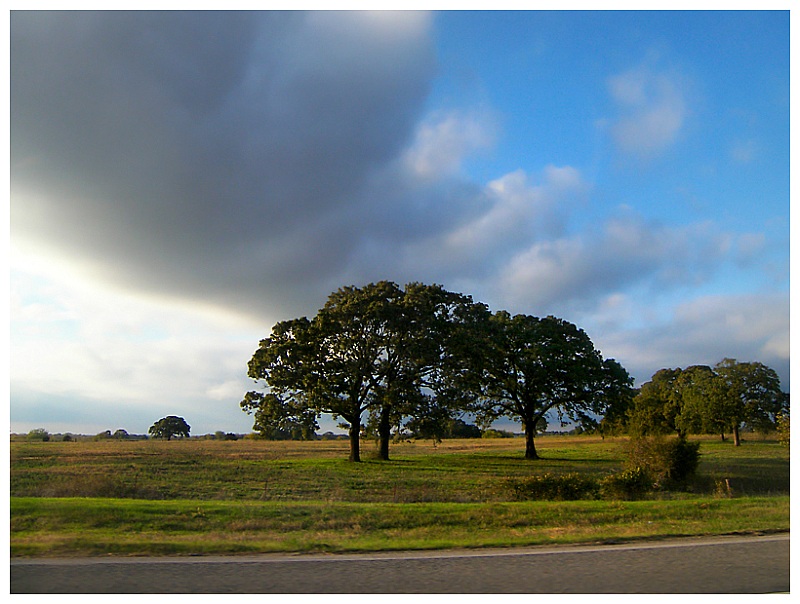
[10,435,790,556]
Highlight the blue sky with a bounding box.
[8,8,792,435]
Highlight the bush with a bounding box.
[509,472,599,501]
[776,412,789,447]
[623,436,701,487]
[599,467,654,500]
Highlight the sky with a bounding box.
[7,8,792,436]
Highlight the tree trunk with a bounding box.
[378,407,391,461]
[720,433,726,441]
[523,419,539,460]
[348,419,361,462]
[732,423,741,447]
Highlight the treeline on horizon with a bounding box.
[242,281,789,461]
[12,422,539,443]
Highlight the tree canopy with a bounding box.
[242,281,785,460]
[148,416,190,440]
[244,281,486,461]
[629,359,786,445]
[469,311,626,459]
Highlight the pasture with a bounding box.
[10,434,790,556]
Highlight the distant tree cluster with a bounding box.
[606,359,788,445]
[13,424,247,443]
[242,281,631,461]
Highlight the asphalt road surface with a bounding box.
[11,534,789,594]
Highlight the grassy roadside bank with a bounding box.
[11,496,790,557]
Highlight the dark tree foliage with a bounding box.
[240,390,318,441]
[148,416,190,440]
[596,358,637,437]
[244,282,485,461]
[471,312,620,460]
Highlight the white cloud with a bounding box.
[403,110,496,180]
[606,64,688,157]
[495,212,735,314]
[397,165,588,282]
[449,166,585,250]
[10,246,264,434]
[594,293,790,388]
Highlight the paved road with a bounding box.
[11,534,789,593]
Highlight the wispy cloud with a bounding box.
[402,110,497,180]
[605,63,688,157]
[493,211,744,314]
[730,139,759,164]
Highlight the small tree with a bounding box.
[26,428,50,442]
[148,416,191,440]
[776,410,789,447]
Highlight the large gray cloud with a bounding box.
[12,11,436,319]
[11,11,787,376]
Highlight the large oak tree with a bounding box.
[243,281,483,461]
[471,312,619,460]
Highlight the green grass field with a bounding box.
[10,435,790,557]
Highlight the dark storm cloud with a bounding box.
[11,11,436,319]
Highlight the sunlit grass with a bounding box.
[11,496,789,557]
[10,434,789,557]
[10,435,789,502]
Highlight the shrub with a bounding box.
[509,472,599,501]
[776,412,789,447]
[623,436,701,487]
[599,467,654,500]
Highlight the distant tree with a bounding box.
[445,418,483,439]
[27,428,50,442]
[471,312,615,460]
[706,359,785,446]
[628,368,684,437]
[630,360,786,446]
[112,429,129,440]
[148,416,190,440]
[628,366,714,438]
